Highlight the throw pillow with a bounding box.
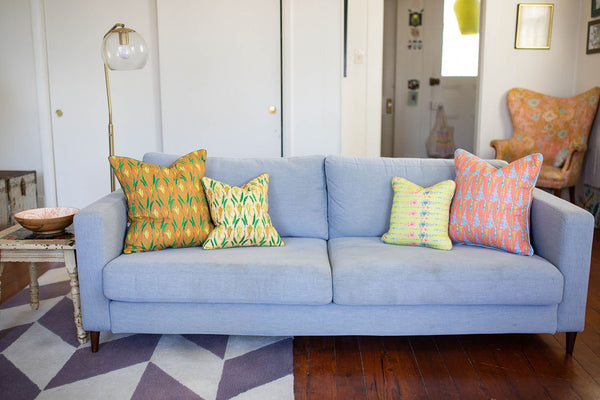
[201,173,284,249]
[449,149,542,256]
[382,178,456,250]
[109,149,213,253]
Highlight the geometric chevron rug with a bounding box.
[0,266,294,400]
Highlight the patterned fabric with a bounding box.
[449,149,542,256]
[201,173,284,249]
[499,87,600,168]
[382,178,456,250]
[109,150,213,253]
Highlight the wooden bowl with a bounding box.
[14,207,79,235]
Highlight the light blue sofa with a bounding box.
[74,154,594,353]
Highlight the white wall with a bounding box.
[283,0,343,156]
[341,0,383,157]
[0,0,44,204]
[476,0,581,158]
[0,1,344,207]
[576,3,600,188]
[42,0,163,208]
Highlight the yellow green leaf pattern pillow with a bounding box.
[201,173,284,249]
[382,178,456,250]
[109,150,213,253]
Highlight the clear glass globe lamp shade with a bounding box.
[102,28,148,70]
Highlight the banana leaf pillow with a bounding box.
[109,149,213,253]
[201,173,284,249]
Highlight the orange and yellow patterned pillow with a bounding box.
[449,149,542,256]
[201,173,284,249]
[109,150,213,253]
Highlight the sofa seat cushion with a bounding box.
[329,237,563,306]
[104,237,332,305]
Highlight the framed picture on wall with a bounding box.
[587,19,600,54]
[515,4,554,49]
[593,0,600,18]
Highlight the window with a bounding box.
[441,1,480,77]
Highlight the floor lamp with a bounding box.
[101,23,148,192]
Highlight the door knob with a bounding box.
[55,109,63,117]
[268,106,277,114]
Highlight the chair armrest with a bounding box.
[562,143,587,171]
[489,139,512,161]
[530,188,594,332]
[74,190,128,331]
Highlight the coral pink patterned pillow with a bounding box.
[449,149,542,255]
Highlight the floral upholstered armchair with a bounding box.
[491,87,600,201]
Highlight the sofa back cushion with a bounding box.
[144,153,328,239]
[326,155,506,239]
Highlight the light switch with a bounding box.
[354,49,365,64]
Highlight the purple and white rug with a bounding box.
[0,266,293,400]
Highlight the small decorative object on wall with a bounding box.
[408,8,424,50]
[408,91,419,106]
[515,3,554,49]
[593,0,600,18]
[587,19,600,54]
[408,79,420,90]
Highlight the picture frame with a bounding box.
[587,19,600,54]
[515,4,554,49]
[593,0,600,18]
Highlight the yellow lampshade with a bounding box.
[454,0,480,35]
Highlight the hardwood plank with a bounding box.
[293,336,309,400]
[538,334,600,400]
[554,333,600,386]
[359,336,402,400]
[491,334,552,399]
[459,335,521,399]
[384,336,430,400]
[334,336,368,400]
[305,336,337,400]
[518,335,582,400]
[410,336,460,400]
[435,335,490,399]
[578,310,600,360]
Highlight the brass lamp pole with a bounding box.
[101,23,148,191]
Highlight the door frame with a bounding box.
[30,0,57,207]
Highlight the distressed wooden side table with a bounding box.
[0,224,88,344]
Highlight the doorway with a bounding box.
[381,0,479,158]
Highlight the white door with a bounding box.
[385,0,477,158]
[44,0,162,209]
[157,0,282,158]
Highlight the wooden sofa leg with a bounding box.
[90,331,100,353]
[566,332,577,355]
[553,188,562,198]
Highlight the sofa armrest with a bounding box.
[530,188,594,332]
[74,190,128,331]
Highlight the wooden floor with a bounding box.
[2,233,599,399]
[294,231,600,399]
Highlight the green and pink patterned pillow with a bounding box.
[382,178,456,250]
[201,173,284,249]
[449,149,542,255]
